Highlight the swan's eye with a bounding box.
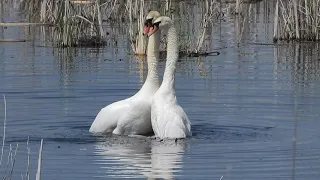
[152,21,161,27]
[144,18,153,26]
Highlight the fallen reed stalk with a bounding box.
[0,23,53,26]
[70,0,95,4]
[0,39,26,42]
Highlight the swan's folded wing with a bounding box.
[116,101,152,135]
[163,104,192,138]
[151,102,166,137]
[89,99,131,133]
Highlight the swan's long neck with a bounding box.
[145,30,160,85]
[162,24,178,87]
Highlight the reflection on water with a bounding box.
[93,136,186,179]
[275,43,320,83]
[150,140,185,179]
[94,137,152,178]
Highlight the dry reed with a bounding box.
[17,0,109,47]
[167,0,222,57]
[194,0,215,53]
[126,0,148,55]
[35,139,44,180]
[0,94,6,167]
[0,23,52,26]
[273,0,320,41]
[2,0,264,52]
[25,137,30,180]
[6,0,225,52]
[235,0,241,14]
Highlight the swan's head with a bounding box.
[143,10,161,35]
[148,16,173,37]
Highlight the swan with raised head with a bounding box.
[89,11,161,135]
[148,16,192,139]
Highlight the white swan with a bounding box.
[89,11,161,135]
[149,16,192,139]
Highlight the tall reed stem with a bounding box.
[273,0,279,41]
[36,139,44,180]
[0,94,7,167]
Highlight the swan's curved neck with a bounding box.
[162,24,178,87]
[145,30,160,84]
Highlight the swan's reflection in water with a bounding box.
[149,140,185,180]
[93,136,186,179]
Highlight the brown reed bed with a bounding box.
[1,0,225,53]
[0,0,269,53]
[273,0,320,42]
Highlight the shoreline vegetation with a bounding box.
[0,0,256,56]
[273,0,320,42]
[0,0,320,52]
[0,0,319,52]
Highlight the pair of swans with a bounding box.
[89,11,191,139]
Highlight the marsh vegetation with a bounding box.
[0,0,272,55]
[1,0,319,52]
[273,0,320,42]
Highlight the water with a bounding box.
[1,1,320,180]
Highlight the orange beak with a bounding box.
[143,24,151,35]
[148,25,159,37]
[143,19,153,35]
